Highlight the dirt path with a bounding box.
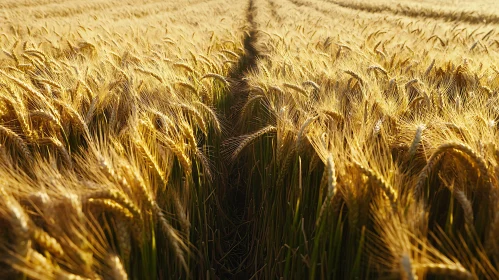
[215,0,260,278]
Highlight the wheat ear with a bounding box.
[135,139,167,184]
[240,95,264,120]
[98,156,133,195]
[134,67,164,83]
[0,70,54,111]
[173,62,195,73]
[130,171,189,272]
[401,254,416,280]
[453,189,474,227]
[155,204,188,271]
[163,136,192,175]
[54,100,90,136]
[424,59,436,76]
[178,103,208,136]
[283,82,307,95]
[367,65,388,76]
[344,70,365,86]
[354,161,397,210]
[174,81,198,94]
[201,73,230,87]
[193,101,221,134]
[1,189,31,256]
[316,154,337,226]
[221,49,239,59]
[109,255,128,280]
[417,263,473,279]
[32,228,64,258]
[415,142,490,199]
[296,115,318,151]
[49,137,72,169]
[0,125,32,161]
[231,125,277,160]
[29,109,62,130]
[82,189,141,220]
[87,198,134,223]
[405,78,419,90]
[302,80,320,91]
[408,125,424,159]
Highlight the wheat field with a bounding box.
[0,0,498,279]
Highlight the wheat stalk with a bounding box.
[128,168,189,271]
[487,206,499,253]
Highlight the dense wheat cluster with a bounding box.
[1,0,499,279]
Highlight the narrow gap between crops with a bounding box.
[215,0,259,278]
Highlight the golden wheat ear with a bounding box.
[415,142,490,201]
[316,153,337,227]
[107,254,128,280]
[353,161,397,210]
[0,189,31,257]
[0,125,32,163]
[415,263,473,279]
